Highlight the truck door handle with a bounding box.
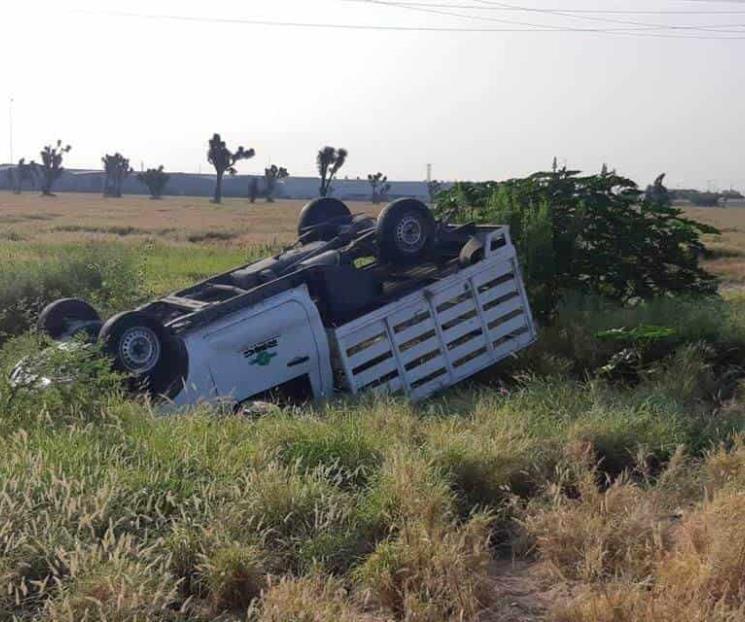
[287,356,310,368]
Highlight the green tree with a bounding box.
[317,146,347,197]
[38,140,71,196]
[207,133,255,204]
[102,153,133,198]
[264,165,289,203]
[435,168,717,320]
[136,166,169,199]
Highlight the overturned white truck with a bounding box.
[34,198,537,405]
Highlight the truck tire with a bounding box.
[99,311,187,397]
[376,199,436,264]
[37,298,101,341]
[297,198,351,242]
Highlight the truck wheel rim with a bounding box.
[119,327,161,373]
[396,215,424,252]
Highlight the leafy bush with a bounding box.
[435,168,718,319]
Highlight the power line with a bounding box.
[467,0,745,31]
[364,0,745,13]
[76,8,745,39]
[349,0,647,31]
[354,0,745,33]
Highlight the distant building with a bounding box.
[0,165,445,202]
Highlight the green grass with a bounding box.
[0,240,269,342]
[2,240,745,620]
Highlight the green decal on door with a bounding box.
[249,350,277,367]
[244,336,279,367]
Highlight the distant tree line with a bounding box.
[6,135,446,205]
[5,135,347,204]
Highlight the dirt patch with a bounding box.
[480,561,579,622]
[186,230,240,244]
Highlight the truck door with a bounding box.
[202,288,332,402]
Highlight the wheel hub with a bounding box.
[119,327,161,373]
[395,216,424,252]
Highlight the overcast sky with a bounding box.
[1,0,743,189]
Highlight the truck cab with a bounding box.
[171,285,333,407]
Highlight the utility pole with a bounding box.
[8,97,14,164]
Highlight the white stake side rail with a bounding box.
[332,228,537,401]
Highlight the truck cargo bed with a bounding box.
[332,230,535,401]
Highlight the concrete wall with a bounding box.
[0,165,443,202]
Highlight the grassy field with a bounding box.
[0,192,378,247]
[2,191,745,621]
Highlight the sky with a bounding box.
[1,0,743,190]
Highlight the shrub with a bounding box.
[137,166,170,199]
[0,336,125,429]
[435,169,718,319]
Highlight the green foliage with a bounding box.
[102,152,133,198]
[595,325,677,342]
[0,245,142,342]
[427,179,442,204]
[0,237,744,619]
[435,167,718,319]
[137,165,170,199]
